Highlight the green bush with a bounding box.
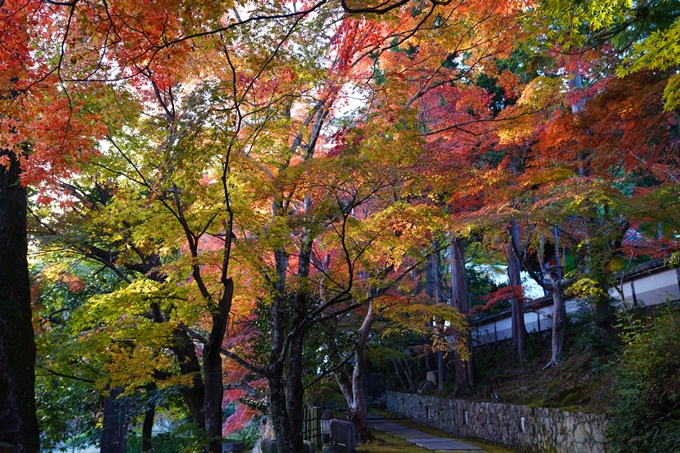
[125,425,204,453]
[606,308,680,453]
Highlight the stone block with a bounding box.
[255,438,317,453]
[260,438,278,453]
[329,419,356,453]
[223,442,245,453]
[322,446,346,453]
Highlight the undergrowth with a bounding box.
[606,306,680,453]
[455,317,619,413]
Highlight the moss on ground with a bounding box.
[462,329,617,414]
[362,409,519,453]
[356,429,519,453]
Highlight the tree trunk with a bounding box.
[203,279,233,453]
[449,238,474,396]
[336,370,353,407]
[392,359,416,392]
[431,250,446,391]
[507,220,527,362]
[284,293,306,453]
[0,150,40,453]
[436,350,445,392]
[170,328,206,429]
[432,250,444,304]
[101,388,128,453]
[335,301,375,443]
[269,246,291,453]
[145,298,205,431]
[269,369,304,453]
[268,233,312,453]
[424,254,439,371]
[349,301,374,443]
[425,254,435,298]
[141,391,156,453]
[544,271,565,368]
[268,371,296,453]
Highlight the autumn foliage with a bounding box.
[2,0,680,450]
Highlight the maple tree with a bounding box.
[3,0,680,451]
[1,0,370,450]
[14,2,473,452]
[332,284,469,441]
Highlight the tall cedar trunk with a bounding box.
[436,351,445,392]
[507,221,527,362]
[433,250,443,303]
[203,279,233,453]
[0,150,40,453]
[101,388,128,453]
[266,160,323,453]
[569,72,587,177]
[424,256,437,370]
[425,254,435,298]
[450,238,474,396]
[570,71,612,329]
[432,251,445,390]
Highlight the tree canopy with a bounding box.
[1,0,679,451]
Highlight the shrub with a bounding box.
[606,308,680,453]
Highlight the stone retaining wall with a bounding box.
[385,391,608,453]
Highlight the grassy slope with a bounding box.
[459,326,618,413]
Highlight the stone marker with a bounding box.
[417,379,435,394]
[304,440,316,453]
[426,370,437,384]
[329,419,356,453]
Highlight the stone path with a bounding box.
[367,414,482,451]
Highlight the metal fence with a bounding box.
[302,406,323,447]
